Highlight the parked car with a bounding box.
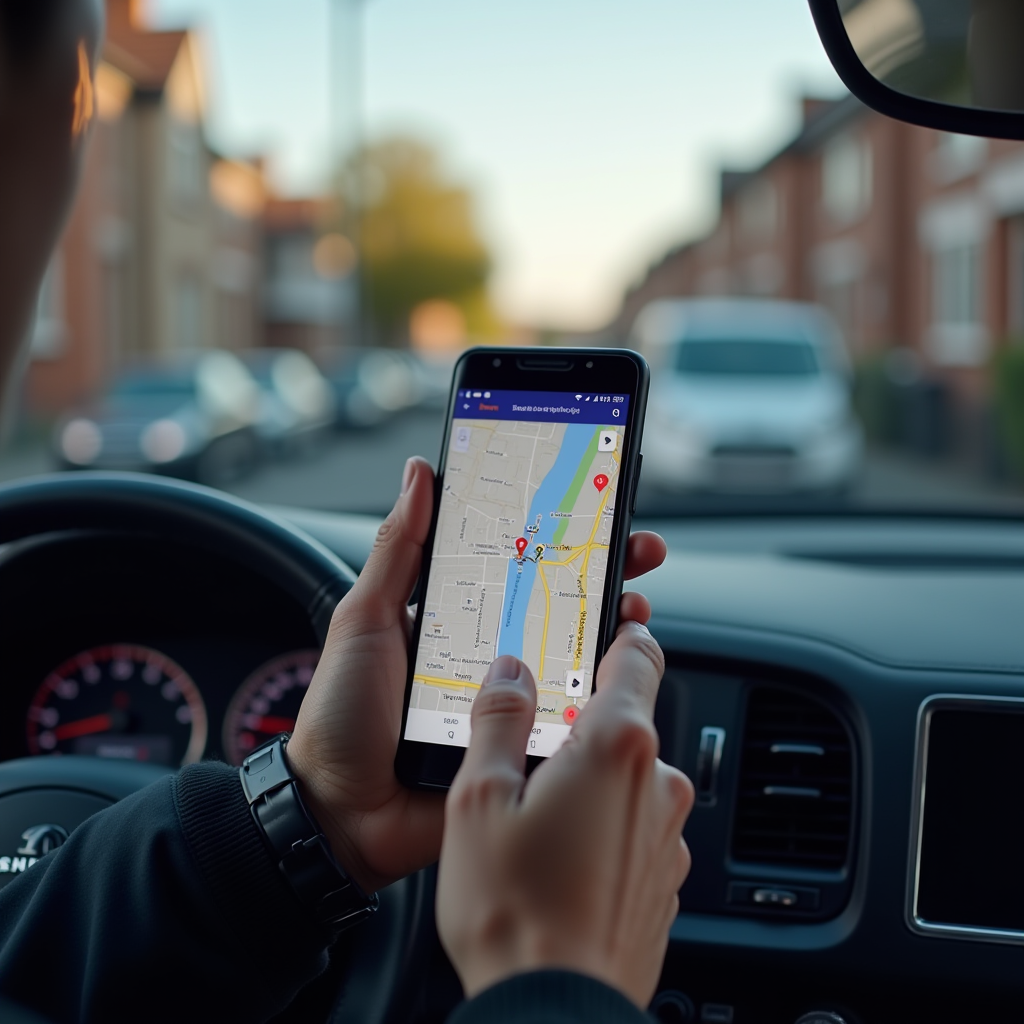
[54,351,261,483]
[315,347,423,429]
[633,298,863,495]
[238,348,335,456]
[408,352,456,411]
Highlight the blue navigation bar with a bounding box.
[453,389,630,424]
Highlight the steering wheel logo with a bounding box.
[17,824,70,857]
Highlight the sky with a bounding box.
[151,0,844,331]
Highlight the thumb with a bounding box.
[342,456,434,631]
[456,656,537,799]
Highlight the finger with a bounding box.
[344,457,434,630]
[618,590,651,626]
[455,656,537,801]
[589,620,665,722]
[659,763,695,841]
[623,531,667,581]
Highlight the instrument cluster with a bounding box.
[0,532,326,768]
[24,643,320,767]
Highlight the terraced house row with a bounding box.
[614,95,1024,473]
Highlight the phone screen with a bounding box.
[404,388,631,758]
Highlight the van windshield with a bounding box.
[675,339,820,377]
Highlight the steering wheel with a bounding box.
[0,472,431,1024]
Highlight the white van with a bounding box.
[632,297,863,494]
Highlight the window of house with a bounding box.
[218,293,242,351]
[933,243,981,328]
[270,234,315,280]
[819,278,859,352]
[1011,216,1024,334]
[737,178,778,242]
[930,132,989,184]
[31,257,67,360]
[168,117,206,206]
[174,277,204,350]
[822,132,873,225]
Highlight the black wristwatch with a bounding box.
[240,734,379,930]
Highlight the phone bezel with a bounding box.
[394,346,649,790]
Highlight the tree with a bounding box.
[338,137,495,345]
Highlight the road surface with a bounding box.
[1,409,1021,517]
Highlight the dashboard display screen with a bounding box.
[916,705,1024,935]
[405,389,630,758]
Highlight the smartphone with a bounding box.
[395,347,649,790]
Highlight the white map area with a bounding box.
[409,418,623,732]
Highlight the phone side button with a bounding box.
[630,454,643,515]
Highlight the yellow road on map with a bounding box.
[411,444,620,695]
[537,450,619,679]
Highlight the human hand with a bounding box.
[287,456,669,893]
[436,624,694,1008]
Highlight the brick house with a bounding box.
[262,197,356,355]
[27,0,267,416]
[613,95,1024,460]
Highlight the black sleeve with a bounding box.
[448,971,654,1024]
[0,762,332,1024]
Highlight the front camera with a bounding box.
[585,360,594,368]
[492,358,501,367]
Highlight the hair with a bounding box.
[0,1,65,66]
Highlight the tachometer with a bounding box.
[26,645,207,766]
[223,649,319,765]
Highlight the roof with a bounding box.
[104,28,186,90]
[263,198,338,232]
[103,0,188,91]
[719,93,868,201]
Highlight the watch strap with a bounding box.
[240,735,378,930]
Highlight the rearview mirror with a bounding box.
[808,0,1024,138]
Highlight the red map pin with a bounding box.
[593,474,609,492]
[515,537,528,556]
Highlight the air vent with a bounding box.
[732,687,853,870]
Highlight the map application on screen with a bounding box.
[405,389,630,757]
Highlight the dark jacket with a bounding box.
[0,762,649,1024]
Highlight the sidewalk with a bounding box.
[857,448,1024,511]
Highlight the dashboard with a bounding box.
[279,509,1024,1024]
[1,509,1022,1024]
[0,532,320,767]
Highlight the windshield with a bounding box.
[675,340,820,378]
[3,0,1024,519]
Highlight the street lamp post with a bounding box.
[329,0,368,349]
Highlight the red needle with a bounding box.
[251,715,296,734]
[53,713,115,741]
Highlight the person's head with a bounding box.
[0,0,103,436]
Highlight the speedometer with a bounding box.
[26,645,207,766]
[223,649,319,765]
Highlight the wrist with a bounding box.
[284,735,376,893]
[455,931,644,1009]
[239,735,378,929]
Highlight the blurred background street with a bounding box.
[3,408,1019,517]
[4,0,1024,517]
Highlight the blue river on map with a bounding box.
[496,423,597,661]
